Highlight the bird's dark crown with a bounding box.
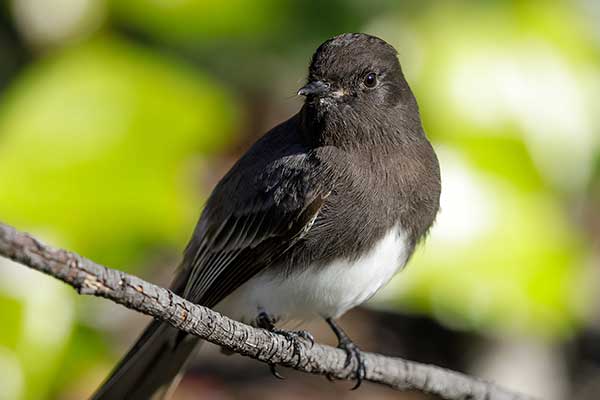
[309,33,399,81]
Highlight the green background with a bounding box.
[0,1,598,399]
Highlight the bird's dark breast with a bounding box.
[279,139,441,274]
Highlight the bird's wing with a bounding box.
[177,164,327,308]
[91,161,329,399]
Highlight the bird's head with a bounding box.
[299,33,420,146]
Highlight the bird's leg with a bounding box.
[325,317,366,390]
[256,311,315,379]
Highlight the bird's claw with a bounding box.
[271,328,314,361]
[269,363,286,380]
[274,328,315,346]
[325,317,366,390]
[338,338,366,389]
[256,311,314,380]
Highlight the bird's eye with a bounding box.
[363,72,377,88]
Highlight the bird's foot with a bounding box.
[271,327,315,348]
[325,317,366,390]
[337,335,366,389]
[256,311,314,379]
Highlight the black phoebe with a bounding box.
[93,33,441,399]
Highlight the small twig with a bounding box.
[0,221,534,400]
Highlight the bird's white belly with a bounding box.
[216,225,410,323]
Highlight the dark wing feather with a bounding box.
[179,191,326,308]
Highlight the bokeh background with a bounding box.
[0,1,599,399]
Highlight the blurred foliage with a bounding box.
[110,0,287,42]
[0,260,74,400]
[0,36,239,268]
[0,0,599,399]
[109,0,378,46]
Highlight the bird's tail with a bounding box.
[91,319,200,400]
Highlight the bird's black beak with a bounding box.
[297,80,330,97]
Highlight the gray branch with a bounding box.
[0,221,533,400]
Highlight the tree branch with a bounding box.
[0,221,533,400]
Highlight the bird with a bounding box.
[92,32,441,399]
